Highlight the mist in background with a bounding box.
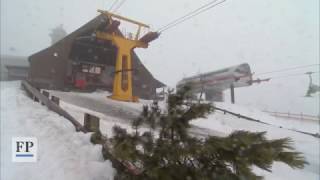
[1,0,319,115]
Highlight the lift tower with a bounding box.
[96,10,159,102]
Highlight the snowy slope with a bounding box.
[192,111,320,179]
[214,102,320,134]
[0,81,115,180]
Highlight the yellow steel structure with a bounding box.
[96,10,150,102]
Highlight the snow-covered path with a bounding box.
[48,90,225,137]
[48,90,144,120]
[1,81,115,180]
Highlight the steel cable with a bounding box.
[256,64,320,76]
[109,0,119,11]
[158,0,219,32]
[158,0,226,32]
[112,0,127,13]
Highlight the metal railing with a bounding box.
[213,107,320,138]
[263,111,320,121]
[21,80,87,133]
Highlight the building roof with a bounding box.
[0,55,29,81]
[28,14,165,98]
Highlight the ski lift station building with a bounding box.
[27,14,165,99]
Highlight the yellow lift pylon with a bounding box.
[96,10,159,102]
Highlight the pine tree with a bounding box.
[101,85,307,180]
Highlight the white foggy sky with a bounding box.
[1,0,319,115]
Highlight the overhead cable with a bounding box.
[109,0,119,11]
[256,64,320,76]
[158,0,226,32]
[266,71,319,80]
[112,0,127,13]
[158,0,219,31]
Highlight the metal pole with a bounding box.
[230,83,235,104]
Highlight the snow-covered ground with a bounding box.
[192,111,320,179]
[213,102,320,134]
[0,81,115,180]
[1,81,319,180]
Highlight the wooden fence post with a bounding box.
[84,113,100,132]
[42,90,49,105]
[33,96,39,102]
[230,84,235,104]
[51,96,60,106]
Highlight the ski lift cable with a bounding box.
[159,0,226,32]
[255,64,320,76]
[157,0,219,32]
[307,73,313,85]
[112,0,127,13]
[109,0,119,11]
[158,0,227,32]
[267,71,319,80]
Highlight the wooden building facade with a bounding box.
[28,15,165,99]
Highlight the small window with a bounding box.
[89,66,95,73]
[82,65,89,73]
[95,67,101,74]
[88,66,102,74]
